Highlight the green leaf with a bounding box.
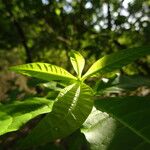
[69,50,85,78]
[10,62,77,82]
[113,75,150,90]
[0,97,54,136]
[81,108,150,150]
[95,96,150,144]
[95,75,150,95]
[82,46,150,80]
[63,130,90,150]
[19,83,93,148]
[81,108,117,150]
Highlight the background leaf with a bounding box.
[82,46,150,80]
[95,75,150,95]
[69,50,85,78]
[10,62,76,82]
[63,129,90,150]
[112,75,150,90]
[95,96,150,144]
[81,108,150,150]
[0,97,54,136]
[19,83,93,148]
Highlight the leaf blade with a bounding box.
[82,46,150,80]
[81,108,150,150]
[0,97,54,136]
[69,50,85,77]
[10,62,77,82]
[19,83,94,148]
[95,96,150,144]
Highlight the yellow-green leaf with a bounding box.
[82,46,150,80]
[10,62,77,82]
[69,50,85,78]
[0,97,54,136]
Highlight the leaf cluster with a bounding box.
[0,46,150,149]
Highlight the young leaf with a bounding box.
[69,50,85,78]
[95,96,150,144]
[0,97,54,136]
[81,108,150,150]
[19,83,94,148]
[82,46,150,80]
[10,62,77,82]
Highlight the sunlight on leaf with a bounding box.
[18,83,93,148]
[82,46,150,80]
[81,107,150,150]
[0,97,54,136]
[10,62,77,82]
[95,96,150,144]
[69,50,85,78]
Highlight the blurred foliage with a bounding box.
[0,0,149,64]
[0,0,150,149]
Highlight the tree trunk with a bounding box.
[107,1,112,30]
[2,0,32,63]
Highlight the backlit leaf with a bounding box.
[10,62,77,82]
[82,46,150,80]
[19,83,94,148]
[0,97,54,136]
[69,50,85,78]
